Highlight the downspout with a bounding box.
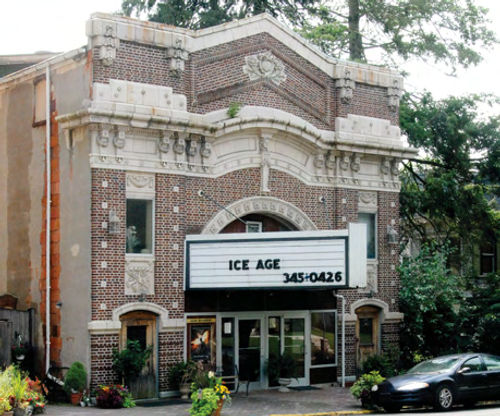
[45,64,51,373]
[334,292,346,388]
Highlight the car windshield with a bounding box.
[407,357,460,374]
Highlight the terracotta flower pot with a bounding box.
[212,399,224,416]
[70,392,83,406]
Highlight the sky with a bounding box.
[1,0,499,101]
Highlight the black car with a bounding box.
[372,353,500,412]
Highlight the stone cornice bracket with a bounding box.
[173,132,186,154]
[87,20,119,66]
[96,124,113,147]
[166,37,189,75]
[335,68,355,104]
[158,132,171,153]
[350,153,361,172]
[243,51,287,86]
[391,158,400,176]
[387,78,402,111]
[200,136,212,159]
[114,126,127,149]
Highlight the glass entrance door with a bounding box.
[238,318,263,388]
[284,318,305,380]
[266,314,309,387]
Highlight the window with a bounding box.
[359,318,374,345]
[126,199,153,254]
[33,78,46,125]
[358,213,376,259]
[484,355,500,371]
[480,240,496,275]
[245,221,262,233]
[462,357,484,372]
[310,311,336,366]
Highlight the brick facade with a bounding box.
[49,13,413,394]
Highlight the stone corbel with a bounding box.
[351,154,361,172]
[158,132,171,153]
[339,152,351,171]
[92,23,120,67]
[173,133,186,154]
[313,153,325,169]
[113,127,127,149]
[335,69,355,104]
[166,37,189,75]
[186,136,198,157]
[325,152,336,171]
[390,158,400,176]
[380,157,391,176]
[97,125,111,147]
[200,137,212,159]
[387,79,402,111]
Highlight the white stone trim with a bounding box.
[350,298,404,323]
[88,302,184,334]
[86,13,403,90]
[126,172,156,199]
[201,196,317,234]
[124,256,155,295]
[87,320,121,334]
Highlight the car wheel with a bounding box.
[383,404,401,413]
[434,384,455,411]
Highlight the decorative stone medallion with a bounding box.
[125,257,155,295]
[243,51,286,85]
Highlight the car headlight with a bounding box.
[397,382,429,391]
[371,384,379,392]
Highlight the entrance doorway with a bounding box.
[120,311,157,398]
[216,312,310,390]
[355,306,380,369]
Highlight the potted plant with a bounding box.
[112,340,152,387]
[189,371,231,416]
[168,360,197,399]
[63,362,87,405]
[11,342,29,361]
[265,353,297,392]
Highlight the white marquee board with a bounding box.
[185,224,367,290]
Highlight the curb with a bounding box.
[269,411,374,416]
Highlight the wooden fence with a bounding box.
[0,308,35,367]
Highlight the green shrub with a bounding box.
[64,362,87,394]
[168,360,197,389]
[227,102,242,118]
[350,371,385,409]
[361,353,396,377]
[265,353,297,385]
[189,387,218,416]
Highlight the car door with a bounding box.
[455,356,489,401]
[482,354,500,400]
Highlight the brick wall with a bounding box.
[90,164,401,386]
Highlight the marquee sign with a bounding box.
[185,224,367,290]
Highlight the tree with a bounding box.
[121,0,318,29]
[301,0,497,71]
[399,92,500,259]
[122,0,496,71]
[399,243,464,365]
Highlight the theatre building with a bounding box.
[0,13,416,397]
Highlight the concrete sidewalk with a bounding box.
[46,385,363,416]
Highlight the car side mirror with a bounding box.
[458,366,471,374]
